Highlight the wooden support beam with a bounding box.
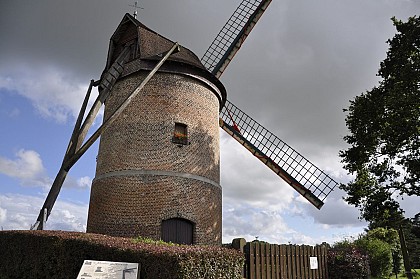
[32,43,180,230]
[67,42,180,169]
[32,79,95,230]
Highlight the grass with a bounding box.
[381,269,420,279]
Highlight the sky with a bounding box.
[0,0,419,245]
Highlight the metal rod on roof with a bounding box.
[129,1,144,19]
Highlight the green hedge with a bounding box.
[0,230,244,279]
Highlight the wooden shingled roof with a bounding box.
[100,13,226,108]
[104,13,207,73]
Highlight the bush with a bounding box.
[365,227,402,274]
[356,237,393,279]
[328,240,370,279]
[0,230,244,279]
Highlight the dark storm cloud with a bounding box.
[0,0,238,81]
[0,1,132,80]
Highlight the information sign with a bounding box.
[77,260,139,279]
[309,257,318,270]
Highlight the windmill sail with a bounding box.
[220,100,338,209]
[201,0,272,78]
[201,0,338,208]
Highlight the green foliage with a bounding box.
[0,230,244,279]
[339,16,420,227]
[402,215,420,269]
[328,228,404,279]
[132,236,178,246]
[356,237,393,278]
[328,239,370,279]
[367,227,402,274]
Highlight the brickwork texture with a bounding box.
[87,71,222,245]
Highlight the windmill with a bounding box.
[32,0,338,245]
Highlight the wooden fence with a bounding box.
[232,238,328,279]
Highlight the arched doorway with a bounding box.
[161,218,194,245]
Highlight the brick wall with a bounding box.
[87,71,222,245]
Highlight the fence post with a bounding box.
[232,238,247,278]
[232,238,247,252]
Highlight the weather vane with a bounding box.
[129,1,143,19]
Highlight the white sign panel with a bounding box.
[77,260,139,279]
[310,257,318,270]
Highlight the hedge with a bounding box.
[328,244,370,279]
[0,230,244,279]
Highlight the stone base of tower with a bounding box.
[87,174,222,246]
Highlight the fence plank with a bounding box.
[313,246,319,279]
[315,246,321,279]
[261,243,266,279]
[317,246,322,279]
[274,245,280,279]
[318,246,322,279]
[286,245,291,279]
[249,243,255,279]
[266,243,275,279]
[307,245,312,279]
[310,246,315,279]
[270,244,276,279]
[318,246,323,279]
[280,245,284,279]
[323,245,328,279]
[256,243,260,279]
[292,245,296,279]
[268,244,273,279]
[306,246,311,279]
[296,245,303,279]
[318,245,325,279]
[302,245,308,279]
[294,245,298,279]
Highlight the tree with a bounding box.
[356,227,402,277]
[339,16,420,226]
[356,237,392,279]
[405,214,420,268]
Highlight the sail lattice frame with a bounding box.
[201,0,271,77]
[220,100,338,208]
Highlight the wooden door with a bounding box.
[161,218,193,245]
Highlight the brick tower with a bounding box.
[86,14,226,245]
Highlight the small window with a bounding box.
[172,123,188,145]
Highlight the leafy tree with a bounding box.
[367,227,402,274]
[356,237,392,279]
[405,214,420,268]
[355,228,402,278]
[339,16,420,226]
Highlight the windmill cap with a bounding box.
[101,13,226,108]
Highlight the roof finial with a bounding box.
[129,1,143,19]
